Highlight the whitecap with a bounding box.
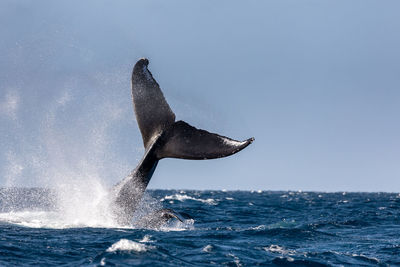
[264,245,285,253]
[251,225,266,230]
[202,244,213,252]
[161,194,216,205]
[227,253,242,267]
[263,245,296,256]
[106,239,150,253]
[139,235,153,243]
[350,253,380,263]
[286,256,295,262]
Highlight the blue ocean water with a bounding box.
[0,189,399,266]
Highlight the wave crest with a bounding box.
[106,239,151,253]
[161,194,216,205]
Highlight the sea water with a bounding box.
[0,189,399,266]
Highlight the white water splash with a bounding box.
[54,178,117,228]
[159,218,195,232]
[0,70,142,229]
[0,211,57,228]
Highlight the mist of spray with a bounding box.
[0,69,153,228]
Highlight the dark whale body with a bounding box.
[111,58,254,224]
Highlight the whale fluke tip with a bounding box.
[135,58,149,68]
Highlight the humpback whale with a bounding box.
[111,58,254,225]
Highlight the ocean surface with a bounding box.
[0,189,399,266]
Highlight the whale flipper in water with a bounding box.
[112,58,254,225]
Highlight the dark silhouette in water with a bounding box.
[111,58,254,224]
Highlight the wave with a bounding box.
[202,244,213,252]
[263,244,297,255]
[106,239,152,253]
[0,190,397,266]
[139,235,153,243]
[161,194,216,205]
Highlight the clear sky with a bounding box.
[0,0,399,192]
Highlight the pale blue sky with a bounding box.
[0,0,399,191]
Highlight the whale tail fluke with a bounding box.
[131,58,254,160]
[111,58,254,225]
